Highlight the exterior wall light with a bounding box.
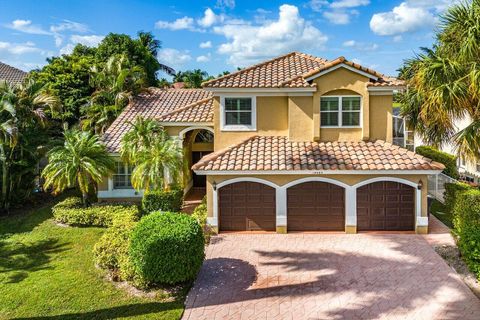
[417,180,423,190]
[213,181,217,191]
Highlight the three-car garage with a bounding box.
[217,178,417,233]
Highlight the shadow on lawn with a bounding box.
[0,207,53,240]
[13,301,182,320]
[0,238,68,283]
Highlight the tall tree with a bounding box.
[173,69,209,88]
[42,129,115,205]
[0,79,60,211]
[400,0,480,161]
[81,55,148,134]
[120,117,182,191]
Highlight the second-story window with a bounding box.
[321,96,361,127]
[221,97,256,131]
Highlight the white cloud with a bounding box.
[323,11,352,24]
[370,2,435,36]
[342,40,378,51]
[0,41,41,54]
[157,48,192,68]
[198,8,223,28]
[199,41,212,48]
[6,19,51,35]
[214,4,327,67]
[216,0,235,10]
[331,0,369,9]
[59,34,104,55]
[309,0,369,24]
[196,53,211,62]
[155,16,195,31]
[393,35,403,42]
[50,20,88,33]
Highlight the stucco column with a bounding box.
[208,188,219,232]
[276,187,287,234]
[415,188,428,234]
[345,187,357,234]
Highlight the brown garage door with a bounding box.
[287,182,345,231]
[219,182,276,231]
[357,181,415,231]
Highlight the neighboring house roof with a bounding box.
[0,62,27,84]
[103,88,213,152]
[192,136,444,172]
[202,52,403,89]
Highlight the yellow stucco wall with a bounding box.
[370,95,393,143]
[98,176,109,191]
[205,173,429,220]
[288,96,313,141]
[214,96,289,150]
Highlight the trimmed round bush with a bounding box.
[129,211,204,285]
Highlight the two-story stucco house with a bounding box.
[99,52,444,234]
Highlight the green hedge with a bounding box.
[444,182,474,214]
[453,190,480,279]
[415,146,459,179]
[93,214,138,281]
[129,212,204,285]
[142,188,183,213]
[53,197,140,227]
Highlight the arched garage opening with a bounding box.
[287,181,345,231]
[356,181,415,231]
[218,181,276,232]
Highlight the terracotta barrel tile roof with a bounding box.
[0,62,27,84]
[192,136,444,172]
[103,88,213,152]
[202,52,404,89]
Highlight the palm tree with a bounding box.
[0,79,60,210]
[82,55,148,134]
[42,129,115,205]
[400,0,480,161]
[173,69,209,88]
[137,31,175,76]
[120,118,182,191]
[120,117,164,163]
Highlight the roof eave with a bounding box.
[193,169,444,175]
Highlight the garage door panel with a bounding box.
[287,182,345,231]
[357,181,415,231]
[219,182,276,232]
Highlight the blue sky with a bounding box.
[0,0,458,77]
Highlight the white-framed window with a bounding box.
[220,96,257,131]
[320,96,362,128]
[113,162,134,189]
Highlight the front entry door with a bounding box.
[192,151,211,187]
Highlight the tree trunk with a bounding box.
[0,145,8,212]
[82,192,88,207]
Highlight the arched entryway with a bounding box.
[179,127,214,193]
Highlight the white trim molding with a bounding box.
[161,122,213,127]
[178,126,214,139]
[195,169,442,176]
[220,95,257,132]
[204,88,316,93]
[305,63,379,82]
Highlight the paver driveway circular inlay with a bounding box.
[183,234,480,320]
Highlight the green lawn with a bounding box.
[430,199,454,228]
[0,203,186,320]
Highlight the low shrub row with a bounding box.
[142,187,183,213]
[53,197,140,227]
[416,146,459,179]
[453,189,480,279]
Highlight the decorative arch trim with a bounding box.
[178,126,214,139]
[352,177,417,189]
[216,177,279,190]
[281,177,350,190]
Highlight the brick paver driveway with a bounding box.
[183,233,480,320]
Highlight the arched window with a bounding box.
[194,130,214,143]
